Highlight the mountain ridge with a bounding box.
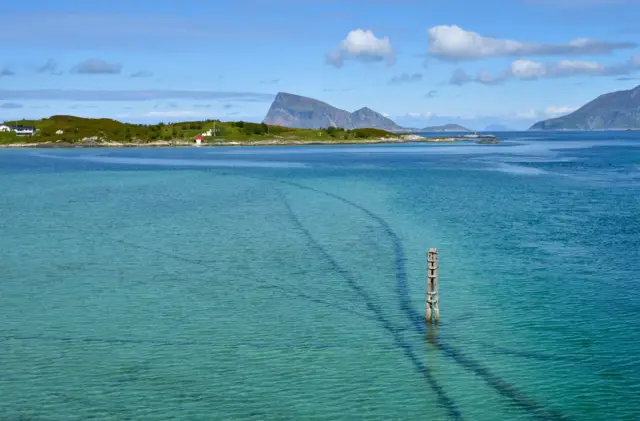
[530,84,640,130]
[263,92,403,131]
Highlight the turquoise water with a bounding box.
[1,132,639,420]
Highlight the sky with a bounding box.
[1,0,640,130]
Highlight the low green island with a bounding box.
[0,115,502,148]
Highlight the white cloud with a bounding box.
[509,58,606,79]
[555,59,605,74]
[450,55,640,85]
[428,25,636,61]
[326,29,395,68]
[476,70,501,85]
[510,60,547,79]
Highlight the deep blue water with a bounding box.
[1,131,639,420]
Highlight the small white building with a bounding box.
[14,125,36,136]
[0,124,11,132]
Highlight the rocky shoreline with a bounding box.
[0,134,501,149]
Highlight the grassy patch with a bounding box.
[1,116,398,145]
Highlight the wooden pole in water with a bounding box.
[426,248,439,324]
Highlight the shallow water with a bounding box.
[1,132,639,420]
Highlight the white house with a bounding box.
[0,124,11,132]
[14,125,36,136]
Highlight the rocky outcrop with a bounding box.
[263,92,403,130]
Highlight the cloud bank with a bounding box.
[428,25,636,61]
[450,55,640,85]
[0,89,275,102]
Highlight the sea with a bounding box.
[1,131,639,421]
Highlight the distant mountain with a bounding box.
[350,107,401,130]
[263,92,403,131]
[483,124,514,131]
[421,123,471,132]
[530,84,640,130]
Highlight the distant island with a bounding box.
[263,92,404,131]
[421,124,471,132]
[0,115,503,148]
[483,124,514,131]
[530,84,640,130]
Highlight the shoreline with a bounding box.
[0,135,501,149]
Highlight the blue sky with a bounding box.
[1,0,639,129]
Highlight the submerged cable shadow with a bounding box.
[273,179,570,421]
[277,190,462,421]
[273,179,425,333]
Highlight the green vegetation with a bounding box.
[0,115,399,146]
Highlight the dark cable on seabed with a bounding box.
[108,238,559,361]
[74,236,556,363]
[62,171,564,420]
[273,178,570,421]
[122,183,456,415]
[276,190,463,421]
